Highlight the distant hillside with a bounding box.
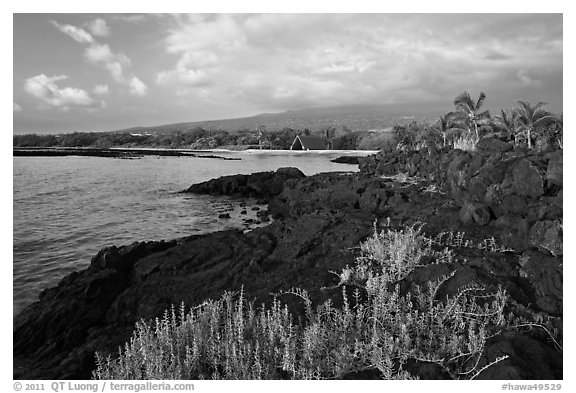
[113,104,442,135]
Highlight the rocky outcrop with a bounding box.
[183,167,306,201]
[359,146,563,256]
[330,155,361,164]
[14,211,380,379]
[476,138,513,153]
[14,147,562,380]
[13,147,240,160]
[13,240,177,379]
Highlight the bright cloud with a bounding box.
[53,20,147,96]
[86,18,110,37]
[84,43,115,63]
[24,74,95,110]
[129,77,148,96]
[93,84,109,95]
[84,43,130,82]
[13,102,23,112]
[51,21,94,44]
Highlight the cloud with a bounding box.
[112,14,148,24]
[84,43,114,62]
[93,84,109,95]
[51,21,94,44]
[53,21,147,96]
[84,43,130,82]
[156,68,209,87]
[517,69,542,87]
[13,102,23,112]
[129,77,148,96]
[24,74,95,110]
[155,14,562,112]
[85,18,110,37]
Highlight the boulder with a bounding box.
[446,152,471,203]
[459,201,492,226]
[468,160,510,204]
[554,189,562,208]
[511,159,544,198]
[479,332,561,379]
[518,250,563,315]
[89,241,176,272]
[331,156,360,165]
[545,151,563,186]
[529,220,563,256]
[268,197,290,219]
[275,167,306,178]
[357,154,378,173]
[500,194,527,215]
[357,188,386,213]
[484,184,505,217]
[477,138,513,153]
[184,167,305,200]
[495,214,530,252]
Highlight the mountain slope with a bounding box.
[113,104,442,134]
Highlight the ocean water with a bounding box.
[13,151,369,316]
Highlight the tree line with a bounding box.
[12,125,378,150]
[391,92,562,152]
[14,92,562,152]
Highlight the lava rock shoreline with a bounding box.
[13,147,240,160]
[13,143,562,380]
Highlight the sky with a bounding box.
[13,13,563,134]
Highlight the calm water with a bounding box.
[13,151,368,316]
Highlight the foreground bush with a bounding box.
[93,225,511,380]
[453,132,479,151]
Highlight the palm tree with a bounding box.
[257,125,269,149]
[515,101,559,149]
[323,127,336,150]
[436,112,467,147]
[453,91,491,139]
[492,109,519,141]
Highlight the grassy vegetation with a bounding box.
[452,133,479,151]
[93,224,515,380]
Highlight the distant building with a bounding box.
[290,135,327,150]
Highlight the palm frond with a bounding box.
[533,115,560,128]
[533,101,548,111]
[516,100,538,119]
[493,109,518,132]
[532,108,551,121]
[454,91,474,112]
[477,118,492,126]
[443,111,460,121]
[441,111,461,128]
[476,110,491,120]
[496,109,508,123]
[475,92,487,112]
[515,115,529,127]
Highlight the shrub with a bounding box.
[453,132,479,151]
[93,225,512,380]
[338,223,428,286]
[356,131,395,151]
